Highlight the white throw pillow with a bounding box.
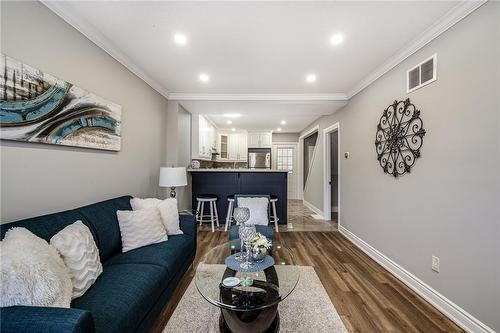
[50,221,103,299]
[130,197,183,235]
[237,197,269,225]
[0,228,72,308]
[116,208,168,252]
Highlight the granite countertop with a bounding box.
[187,168,289,173]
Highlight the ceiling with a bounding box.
[182,100,347,132]
[44,1,464,132]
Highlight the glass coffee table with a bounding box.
[195,240,300,333]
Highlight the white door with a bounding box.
[273,145,298,199]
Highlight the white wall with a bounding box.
[0,1,169,222]
[300,3,500,331]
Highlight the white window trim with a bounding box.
[407,53,437,93]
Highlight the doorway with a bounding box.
[272,143,299,199]
[323,123,340,223]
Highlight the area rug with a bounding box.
[163,265,347,333]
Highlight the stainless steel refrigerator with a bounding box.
[248,148,271,169]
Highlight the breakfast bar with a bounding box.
[189,169,288,226]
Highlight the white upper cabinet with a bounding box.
[219,132,248,161]
[238,134,248,160]
[197,115,217,159]
[228,134,239,160]
[260,132,272,148]
[248,132,272,148]
[248,133,261,148]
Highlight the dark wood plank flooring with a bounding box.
[150,231,464,333]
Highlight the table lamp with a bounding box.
[159,167,187,198]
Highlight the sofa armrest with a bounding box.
[179,213,197,237]
[0,306,95,333]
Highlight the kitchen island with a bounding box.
[189,169,288,226]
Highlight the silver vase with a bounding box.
[251,247,267,262]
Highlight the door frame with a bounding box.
[323,122,340,222]
[272,142,300,200]
[298,125,320,199]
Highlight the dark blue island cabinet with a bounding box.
[189,170,288,225]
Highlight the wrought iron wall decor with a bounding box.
[375,98,426,177]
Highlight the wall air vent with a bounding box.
[407,54,437,93]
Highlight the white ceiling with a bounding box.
[44,1,464,132]
[182,100,347,132]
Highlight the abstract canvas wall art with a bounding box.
[0,54,121,151]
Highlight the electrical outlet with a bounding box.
[431,255,440,272]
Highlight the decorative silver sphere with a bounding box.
[233,207,250,225]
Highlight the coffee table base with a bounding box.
[219,311,280,333]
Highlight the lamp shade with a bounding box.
[159,167,187,187]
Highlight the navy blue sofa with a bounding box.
[0,195,197,333]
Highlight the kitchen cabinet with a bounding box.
[247,132,272,148]
[219,132,248,161]
[190,170,288,225]
[219,134,228,159]
[198,115,217,159]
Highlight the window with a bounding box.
[277,147,293,171]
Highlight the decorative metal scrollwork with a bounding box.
[375,98,426,177]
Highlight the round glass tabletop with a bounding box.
[195,240,300,312]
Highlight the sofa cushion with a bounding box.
[71,263,167,333]
[76,196,132,261]
[50,221,103,299]
[104,234,195,276]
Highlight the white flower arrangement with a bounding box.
[250,232,271,251]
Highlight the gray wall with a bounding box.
[176,105,192,211]
[303,131,318,189]
[272,132,299,143]
[301,3,499,331]
[0,1,169,223]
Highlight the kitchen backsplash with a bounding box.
[192,159,248,169]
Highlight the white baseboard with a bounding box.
[302,199,324,218]
[338,226,495,333]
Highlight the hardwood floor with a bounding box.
[150,230,464,333]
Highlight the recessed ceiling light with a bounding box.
[306,74,317,83]
[174,33,187,45]
[223,114,241,118]
[330,33,344,46]
[199,73,209,83]
[280,120,286,125]
[231,128,236,132]
[277,128,282,132]
[227,120,232,125]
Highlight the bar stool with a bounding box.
[270,195,279,232]
[196,194,219,232]
[224,194,236,232]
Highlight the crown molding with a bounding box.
[167,93,348,101]
[347,0,487,99]
[41,1,171,99]
[43,0,485,103]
